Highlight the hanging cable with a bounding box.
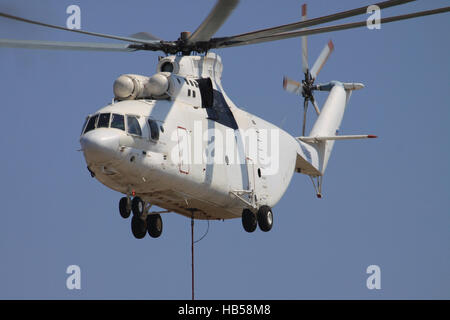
[191,212,194,300]
[190,210,210,300]
[194,219,210,244]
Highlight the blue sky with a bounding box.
[0,0,449,299]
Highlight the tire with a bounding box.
[131,216,147,239]
[131,196,144,217]
[257,205,273,232]
[147,214,163,238]
[119,197,131,219]
[242,209,257,233]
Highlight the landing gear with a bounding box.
[120,195,164,239]
[119,197,131,219]
[131,216,147,239]
[147,214,163,238]
[242,209,257,233]
[131,196,144,217]
[257,205,273,232]
[242,206,273,232]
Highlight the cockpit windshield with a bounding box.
[84,114,98,134]
[82,112,143,136]
[82,112,125,135]
[111,114,125,131]
[97,113,111,128]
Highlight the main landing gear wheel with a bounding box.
[257,205,273,232]
[147,214,163,238]
[242,209,257,233]
[119,197,131,219]
[131,196,144,217]
[131,216,147,239]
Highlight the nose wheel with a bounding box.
[119,197,131,219]
[131,196,144,217]
[147,214,163,238]
[131,215,147,239]
[119,196,163,239]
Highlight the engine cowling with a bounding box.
[113,73,170,100]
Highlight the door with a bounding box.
[225,130,254,204]
[177,126,191,174]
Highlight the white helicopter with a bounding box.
[1,1,448,239]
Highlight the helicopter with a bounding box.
[1,0,449,240]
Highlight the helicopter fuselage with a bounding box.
[79,53,299,220]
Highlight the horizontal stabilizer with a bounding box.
[297,135,377,143]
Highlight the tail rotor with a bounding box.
[283,3,334,136]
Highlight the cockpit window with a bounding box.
[84,114,98,134]
[81,117,88,134]
[111,113,125,131]
[97,113,111,128]
[148,119,160,140]
[127,115,142,136]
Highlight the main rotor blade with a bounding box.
[213,6,450,49]
[187,0,239,43]
[283,76,303,95]
[0,39,137,51]
[0,12,161,46]
[310,40,334,81]
[301,4,309,75]
[214,0,416,44]
[129,32,160,41]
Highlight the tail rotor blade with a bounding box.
[310,40,334,81]
[301,4,309,75]
[302,99,309,136]
[310,95,321,115]
[283,76,303,95]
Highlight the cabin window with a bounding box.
[111,114,125,131]
[258,168,262,178]
[188,89,191,97]
[127,115,142,136]
[176,78,181,84]
[97,113,111,128]
[84,114,98,134]
[148,119,160,140]
[192,90,196,98]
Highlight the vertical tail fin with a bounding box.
[308,82,353,173]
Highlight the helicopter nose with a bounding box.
[80,129,120,163]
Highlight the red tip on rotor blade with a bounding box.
[302,4,307,17]
[368,135,378,138]
[328,40,334,51]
